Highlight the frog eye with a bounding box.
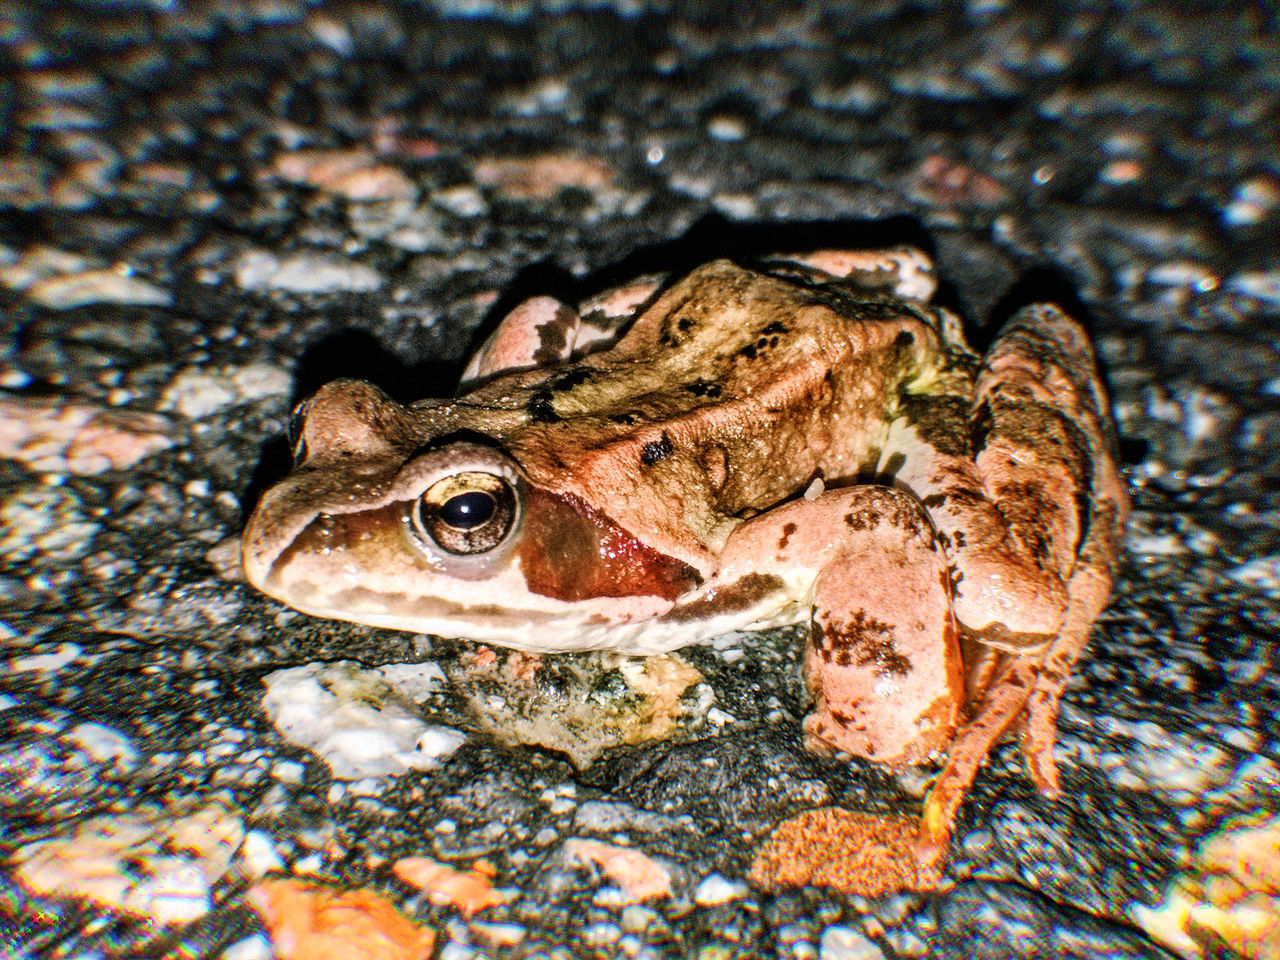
[287,398,312,464]
[412,471,519,555]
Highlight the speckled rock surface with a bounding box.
[1,2,1276,958]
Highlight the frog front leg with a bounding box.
[717,484,965,771]
[721,483,965,890]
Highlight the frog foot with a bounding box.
[750,807,947,897]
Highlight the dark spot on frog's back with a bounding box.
[659,573,786,623]
[531,304,577,365]
[528,387,558,423]
[640,434,674,465]
[844,508,878,530]
[899,393,969,459]
[551,368,593,392]
[778,521,797,550]
[687,380,721,398]
[818,610,911,677]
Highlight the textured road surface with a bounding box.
[1,2,1276,958]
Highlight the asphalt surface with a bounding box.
[1,2,1277,958]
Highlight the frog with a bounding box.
[241,245,1127,883]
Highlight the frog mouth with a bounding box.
[240,457,408,591]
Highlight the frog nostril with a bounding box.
[287,398,313,464]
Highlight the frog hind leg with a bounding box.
[918,512,1121,859]
[459,295,582,389]
[459,277,666,390]
[1018,516,1122,793]
[771,247,937,300]
[918,303,1128,854]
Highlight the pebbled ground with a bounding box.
[1,2,1277,958]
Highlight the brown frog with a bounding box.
[242,247,1126,884]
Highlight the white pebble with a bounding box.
[821,925,885,960]
[67,722,138,767]
[221,934,273,960]
[692,872,746,906]
[234,249,383,294]
[11,642,81,672]
[260,661,465,780]
[239,829,285,878]
[271,759,305,784]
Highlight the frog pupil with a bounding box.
[441,491,496,529]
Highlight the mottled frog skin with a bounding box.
[243,247,1126,868]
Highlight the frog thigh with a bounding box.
[912,304,1127,850]
[886,307,1113,649]
[975,304,1129,792]
[459,277,665,389]
[774,246,936,300]
[916,521,1119,856]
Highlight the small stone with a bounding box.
[10,642,81,672]
[912,155,1008,207]
[1134,813,1280,960]
[562,839,673,903]
[820,926,885,960]
[234,249,383,294]
[1100,159,1143,185]
[434,185,486,217]
[692,873,747,906]
[205,536,246,581]
[1223,176,1279,227]
[27,268,171,309]
[260,661,465,780]
[573,801,688,835]
[706,116,747,142]
[0,395,175,475]
[0,487,98,562]
[249,879,435,960]
[272,148,416,201]
[66,722,138,767]
[12,805,243,925]
[473,152,615,202]
[160,364,290,418]
[222,934,274,960]
[241,829,286,878]
[456,650,707,769]
[392,857,508,917]
[1227,270,1280,306]
[469,921,525,947]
